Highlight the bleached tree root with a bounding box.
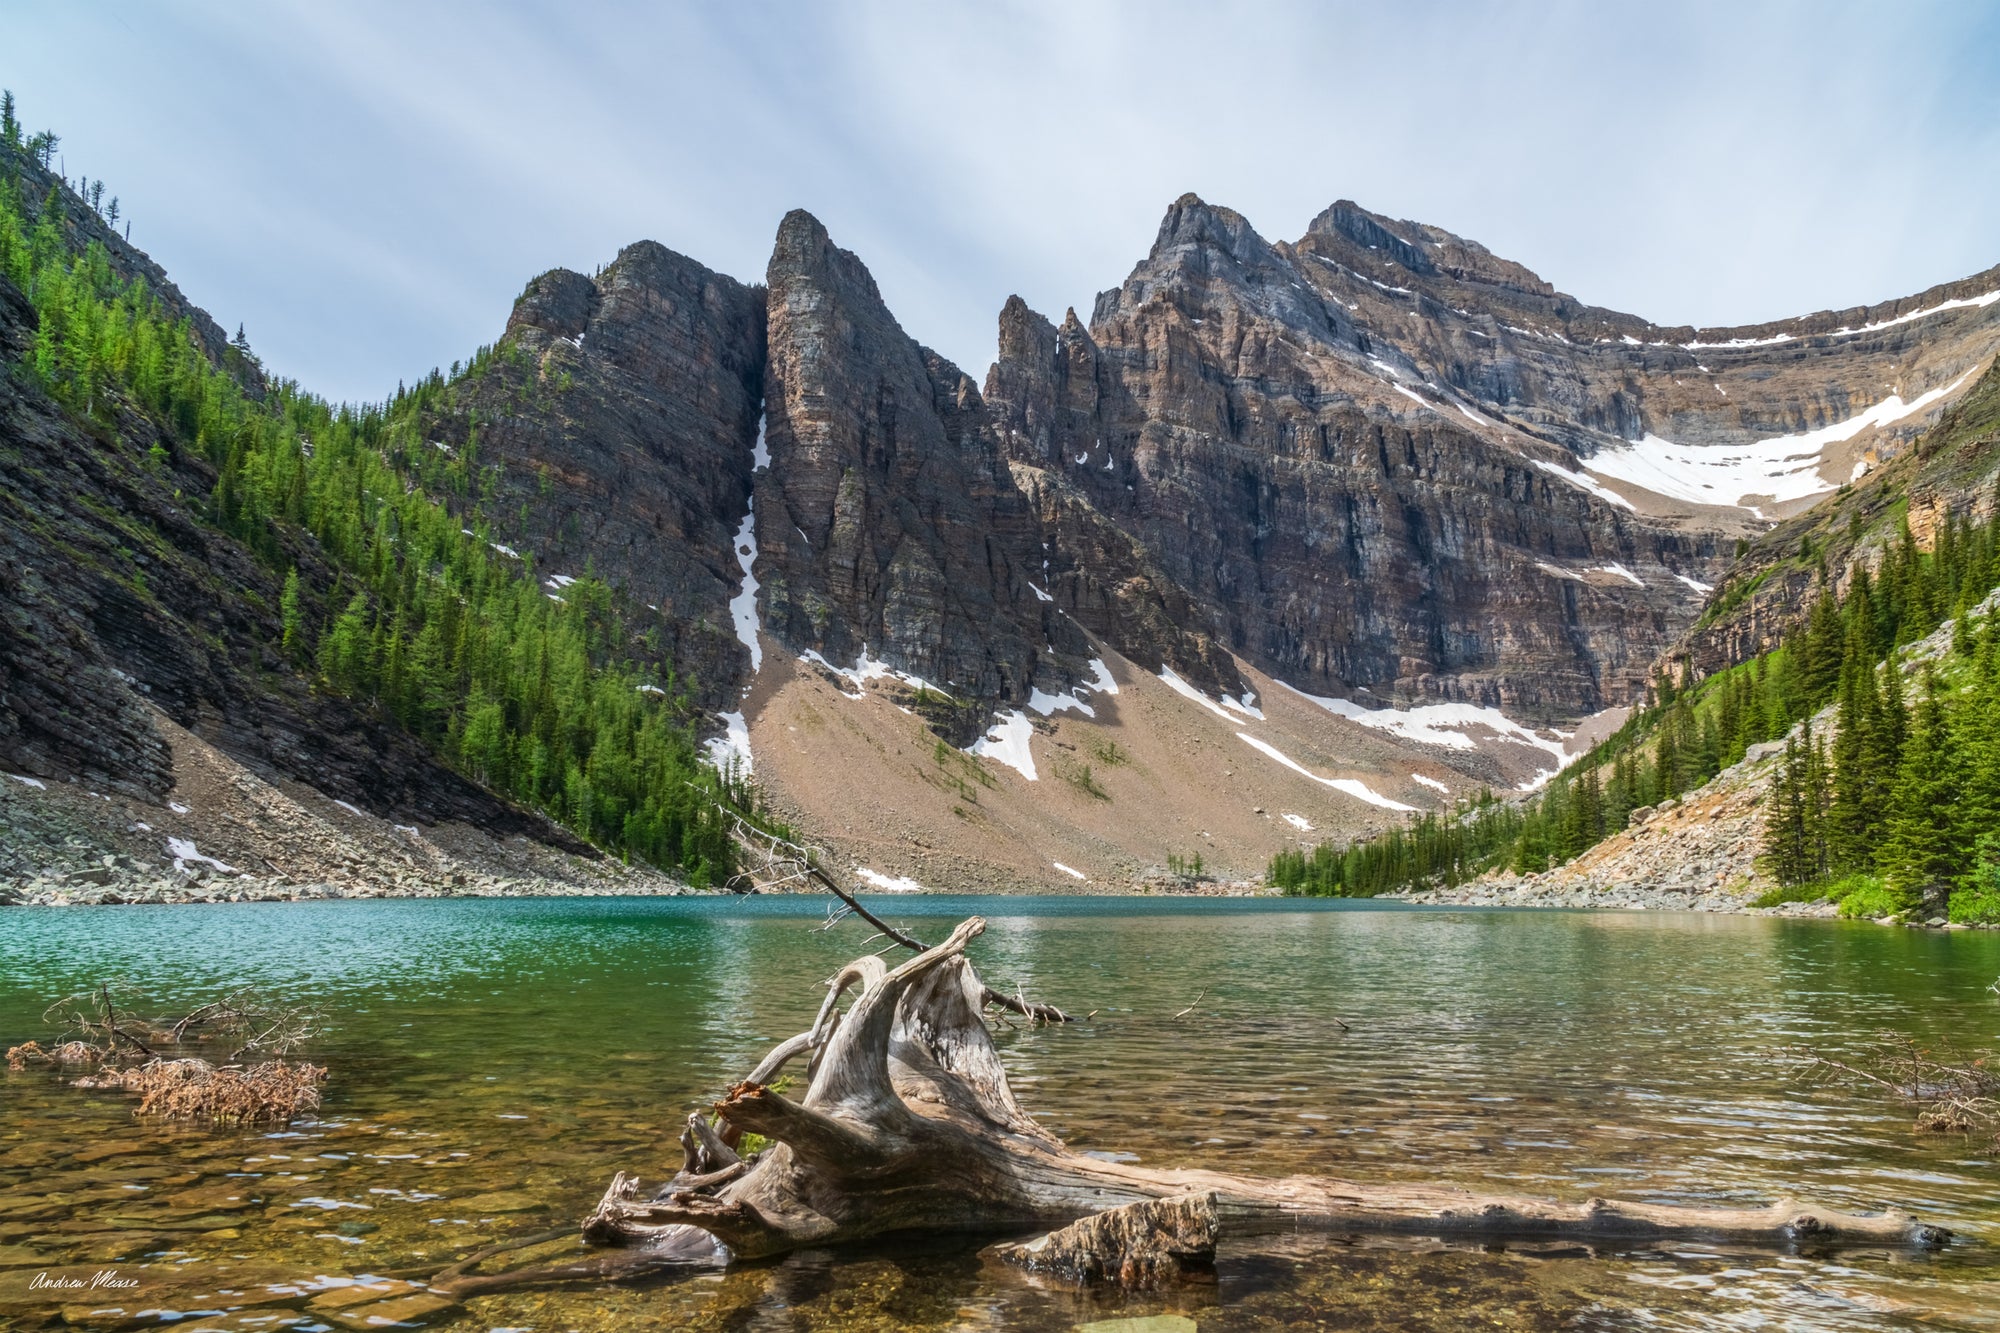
[556,914,1946,1285]
[993,1192,1220,1287]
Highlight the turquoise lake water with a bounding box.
[2,896,1997,1330]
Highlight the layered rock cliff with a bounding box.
[368,194,2000,740]
[397,241,766,711]
[984,196,1731,718]
[1669,358,2000,678]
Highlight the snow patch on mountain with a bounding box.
[1529,458,1637,511]
[166,837,236,875]
[1584,369,1977,511]
[1278,682,1570,769]
[854,866,925,893]
[968,710,1037,780]
[704,710,753,776]
[1158,666,1245,722]
[728,502,762,673]
[802,649,948,700]
[1235,733,1417,811]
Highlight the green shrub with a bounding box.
[1748,880,1833,909]
[1950,835,2000,924]
[1835,875,1910,920]
[1949,884,2000,925]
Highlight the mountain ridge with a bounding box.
[5,107,1999,891]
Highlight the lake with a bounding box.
[2,896,1997,1331]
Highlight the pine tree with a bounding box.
[1879,669,1967,913]
[1761,723,1830,886]
[1797,570,1844,705]
[1825,639,1880,873]
[280,567,304,657]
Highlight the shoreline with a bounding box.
[1387,879,1997,930]
[0,875,1285,907]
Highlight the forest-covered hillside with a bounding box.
[0,93,761,882]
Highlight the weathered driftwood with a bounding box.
[560,914,1945,1286]
[994,1192,1219,1286]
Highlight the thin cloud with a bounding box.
[7,1,1997,403]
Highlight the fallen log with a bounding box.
[440,913,1947,1296]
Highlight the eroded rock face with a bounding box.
[753,211,1109,730]
[1669,360,2000,679]
[1285,198,2000,466]
[983,198,1726,716]
[11,137,1999,864]
[974,194,2000,717]
[416,241,767,709]
[434,197,1996,727]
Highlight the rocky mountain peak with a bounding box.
[1095,192,1326,335]
[769,207,889,314]
[1307,199,1438,277]
[505,266,597,342]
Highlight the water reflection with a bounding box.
[1,898,1996,1330]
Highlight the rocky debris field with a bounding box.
[1,716,691,907]
[1390,877,1830,916]
[1379,728,1785,918]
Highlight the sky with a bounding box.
[8,1,2000,405]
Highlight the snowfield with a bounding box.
[1583,369,1976,511]
[968,710,1037,781]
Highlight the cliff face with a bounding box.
[1280,201,2000,467]
[407,241,767,710]
[14,142,1999,888]
[984,197,1728,717]
[397,194,1999,730]
[1669,360,2000,678]
[752,212,1073,721]
[975,194,1998,717]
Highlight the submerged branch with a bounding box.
[1797,1032,2000,1141]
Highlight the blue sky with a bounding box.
[8,1,1999,404]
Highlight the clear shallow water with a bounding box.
[1,896,1997,1331]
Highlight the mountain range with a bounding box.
[5,128,1998,893]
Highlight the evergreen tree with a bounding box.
[279,567,304,657]
[1878,669,1968,912]
[1824,635,1881,874]
[1796,570,1844,705]
[1761,724,1829,885]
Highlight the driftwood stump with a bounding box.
[551,914,1946,1285]
[994,1192,1219,1287]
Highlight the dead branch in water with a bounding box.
[165,986,322,1058]
[716,806,1073,1024]
[8,984,327,1124]
[1797,1032,2000,1141]
[74,1058,327,1124]
[717,809,928,948]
